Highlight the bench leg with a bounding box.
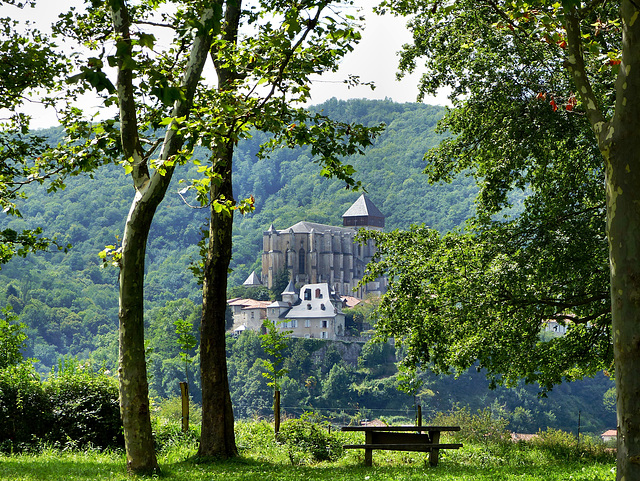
[364,448,372,466]
[429,431,440,467]
[364,431,373,466]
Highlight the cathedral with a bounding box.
[261,194,386,298]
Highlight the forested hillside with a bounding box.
[0,98,474,369]
[0,98,614,435]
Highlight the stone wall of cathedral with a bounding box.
[262,226,382,298]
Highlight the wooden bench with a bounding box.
[341,425,462,466]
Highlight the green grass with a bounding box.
[0,421,616,481]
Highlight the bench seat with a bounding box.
[343,443,463,452]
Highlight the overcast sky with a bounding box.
[2,1,448,128]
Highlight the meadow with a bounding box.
[0,418,616,481]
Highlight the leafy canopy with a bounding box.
[364,0,620,392]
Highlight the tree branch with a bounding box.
[563,6,609,145]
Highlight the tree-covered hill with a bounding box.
[1,98,478,373]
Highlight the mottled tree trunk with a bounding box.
[565,3,640,478]
[608,147,640,481]
[198,141,238,458]
[109,0,216,472]
[605,3,640,480]
[118,201,159,474]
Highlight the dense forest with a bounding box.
[0,98,614,435]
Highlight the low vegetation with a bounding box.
[0,406,616,480]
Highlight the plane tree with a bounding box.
[367,1,640,478]
[54,0,381,471]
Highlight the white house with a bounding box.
[601,429,617,442]
[266,281,345,340]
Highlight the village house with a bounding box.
[266,281,346,340]
[228,297,271,334]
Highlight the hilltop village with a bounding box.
[227,194,385,339]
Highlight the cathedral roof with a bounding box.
[342,194,384,219]
[282,221,355,235]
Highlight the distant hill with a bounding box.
[0,98,478,371]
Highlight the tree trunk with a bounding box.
[198,141,238,458]
[564,3,640,478]
[605,3,640,480]
[608,144,640,481]
[108,0,217,470]
[118,200,159,473]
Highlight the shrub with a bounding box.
[152,417,200,453]
[531,428,614,462]
[43,359,123,449]
[0,362,50,451]
[430,405,510,444]
[152,396,202,426]
[279,415,343,464]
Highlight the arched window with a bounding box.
[299,248,305,274]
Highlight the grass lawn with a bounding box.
[0,427,617,481]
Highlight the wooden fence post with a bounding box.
[180,381,189,432]
[274,390,281,435]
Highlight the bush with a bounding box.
[152,417,200,453]
[152,396,202,426]
[531,428,614,462]
[0,362,50,451]
[43,359,123,449]
[279,415,343,464]
[430,406,509,444]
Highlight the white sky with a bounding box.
[2,1,449,129]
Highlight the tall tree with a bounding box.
[187,0,382,457]
[56,0,381,468]
[371,1,640,478]
[56,0,220,472]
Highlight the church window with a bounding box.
[299,248,305,274]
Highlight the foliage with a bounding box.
[173,318,196,385]
[228,285,271,301]
[270,268,291,301]
[0,361,49,451]
[43,358,122,449]
[279,415,343,464]
[0,307,26,369]
[531,428,614,463]
[0,357,121,452]
[260,319,291,391]
[430,406,509,445]
[364,0,619,393]
[153,396,202,427]
[360,225,611,392]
